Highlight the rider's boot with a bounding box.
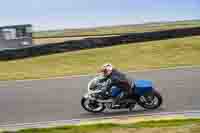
[112,92,126,108]
[112,98,120,108]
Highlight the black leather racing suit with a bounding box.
[100,69,134,105]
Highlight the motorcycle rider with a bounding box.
[99,63,134,108]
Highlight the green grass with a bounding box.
[1,36,200,80]
[33,20,200,38]
[132,119,200,128]
[4,119,200,133]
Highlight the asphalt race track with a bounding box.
[0,67,200,125]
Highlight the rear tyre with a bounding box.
[138,90,163,110]
[81,97,105,113]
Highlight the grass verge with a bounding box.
[4,119,200,133]
[1,36,200,80]
[33,20,200,44]
[33,20,200,38]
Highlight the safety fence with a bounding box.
[0,27,200,60]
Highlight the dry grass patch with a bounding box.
[1,36,200,80]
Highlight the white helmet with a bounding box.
[100,63,113,76]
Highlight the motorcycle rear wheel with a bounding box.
[138,90,163,110]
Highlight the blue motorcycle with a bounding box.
[81,76,163,113]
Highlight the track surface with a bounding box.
[0,67,200,125]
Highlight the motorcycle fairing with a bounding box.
[134,80,153,95]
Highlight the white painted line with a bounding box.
[0,65,200,83]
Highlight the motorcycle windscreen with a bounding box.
[134,80,153,95]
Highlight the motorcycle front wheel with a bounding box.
[81,97,105,113]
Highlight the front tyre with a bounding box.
[138,90,163,110]
[81,97,105,113]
